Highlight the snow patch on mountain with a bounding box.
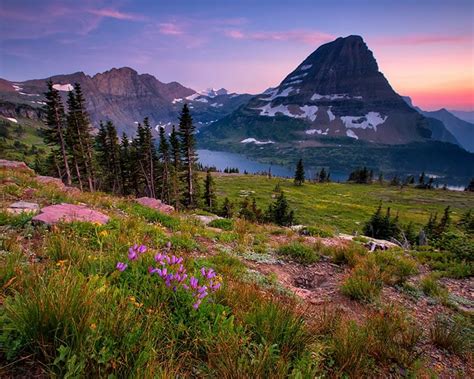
[241,138,275,145]
[299,105,318,121]
[300,64,312,71]
[311,93,363,101]
[287,73,308,81]
[306,128,328,135]
[284,79,303,86]
[53,83,74,91]
[327,107,336,121]
[346,130,359,139]
[5,117,18,123]
[341,112,387,131]
[259,86,295,101]
[12,84,22,92]
[210,103,223,108]
[254,103,318,121]
[172,98,183,104]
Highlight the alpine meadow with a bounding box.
[0,1,473,378]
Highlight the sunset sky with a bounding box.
[1,0,473,110]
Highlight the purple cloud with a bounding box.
[224,29,334,45]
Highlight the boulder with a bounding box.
[7,201,40,215]
[32,203,109,225]
[193,214,222,225]
[36,175,66,189]
[135,197,174,214]
[0,159,33,172]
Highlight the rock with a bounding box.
[32,203,109,225]
[193,214,222,225]
[0,159,33,172]
[7,201,40,215]
[36,175,66,189]
[135,197,174,214]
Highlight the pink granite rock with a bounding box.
[135,197,175,214]
[0,159,33,172]
[32,203,109,225]
[36,175,66,189]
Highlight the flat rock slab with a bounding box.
[0,159,33,172]
[36,176,66,189]
[193,214,222,225]
[7,201,40,215]
[135,197,174,214]
[32,203,109,225]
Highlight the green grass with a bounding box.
[276,241,319,264]
[212,174,473,233]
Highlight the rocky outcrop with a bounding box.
[32,203,109,225]
[135,197,175,214]
[0,159,33,172]
[7,201,40,215]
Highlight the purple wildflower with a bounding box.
[128,246,138,261]
[193,300,201,309]
[166,241,172,249]
[116,262,128,271]
[190,276,198,289]
[138,245,147,254]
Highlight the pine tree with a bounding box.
[96,121,122,193]
[157,126,171,203]
[465,178,474,192]
[178,104,198,208]
[319,168,327,183]
[419,171,425,185]
[221,197,234,218]
[133,118,157,197]
[43,80,72,185]
[169,125,181,209]
[294,158,305,186]
[267,192,295,226]
[203,170,217,211]
[120,133,132,195]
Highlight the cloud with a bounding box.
[374,34,471,45]
[88,8,146,21]
[224,29,334,45]
[158,22,184,35]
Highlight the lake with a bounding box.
[197,149,348,181]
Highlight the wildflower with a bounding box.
[99,230,108,237]
[138,245,147,254]
[190,276,198,289]
[166,241,172,249]
[90,323,97,330]
[193,300,202,309]
[128,246,138,261]
[116,262,128,271]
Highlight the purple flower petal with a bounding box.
[116,262,127,271]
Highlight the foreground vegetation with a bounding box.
[0,166,472,377]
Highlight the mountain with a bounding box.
[403,97,474,152]
[199,35,473,179]
[0,68,252,135]
[449,110,474,124]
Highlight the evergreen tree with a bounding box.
[294,158,305,185]
[132,118,157,197]
[203,170,217,211]
[43,80,72,185]
[319,168,327,183]
[390,176,400,186]
[178,104,198,208]
[120,132,132,195]
[96,121,122,193]
[419,171,425,185]
[169,125,181,209]
[220,197,234,218]
[157,126,171,203]
[267,192,295,226]
[465,178,474,192]
[437,206,451,235]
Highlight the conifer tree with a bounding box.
[319,168,327,183]
[203,169,217,211]
[169,125,181,209]
[120,132,132,195]
[158,126,171,203]
[178,104,198,208]
[96,121,122,193]
[294,158,305,186]
[267,192,295,226]
[221,197,234,218]
[132,118,157,197]
[43,80,72,185]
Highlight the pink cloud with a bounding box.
[88,8,145,21]
[159,22,184,35]
[374,34,471,45]
[225,29,334,45]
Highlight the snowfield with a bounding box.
[53,84,74,91]
[346,130,359,139]
[306,128,329,135]
[300,64,312,70]
[253,103,318,122]
[341,112,387,131]
[240,138,275,145]
[5,117,18,123]
[327,107,336,121]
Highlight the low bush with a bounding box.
[341,257,383,302]
[374,250,418,285]
[430,314,473,355]
[276,242,319,264]
[420,275,448,299]
[208,218,233,231]
[330,243,366,267]
[299,225,334,238]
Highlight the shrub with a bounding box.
[208,218,233,231]
[341,257,383,302]
[420,275,448,299]
[299,225,334,238]
[430,314,473,355]
[374,250,418,285]
[276,242,318,264]
[330,243,366,267]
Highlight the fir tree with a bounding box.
[319,168,327,183]
[267,192,295,226]
[133,118,157,197]
[294,158,305,186]
[220,197,234,218]
[120,132,132,195]
[419,171,425,185]
[96,121,122,193]
[43,80,72,185]
[203,169,217,211]
[169,125,181,208]
[158,126,171,203]
[178,104,198,208]
[465,178,474,192]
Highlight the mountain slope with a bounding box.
[0,68,252,135]
[201,35,444,146]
